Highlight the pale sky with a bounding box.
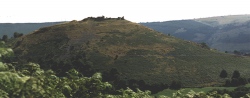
[1,0,250,23]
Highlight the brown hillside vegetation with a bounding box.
[12,17,250,87]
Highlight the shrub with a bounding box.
[169,81,182,90]
[219,69,228,78]
[232,70,240,79]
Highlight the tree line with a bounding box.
[1,32,23,42]
[220,69,249,87]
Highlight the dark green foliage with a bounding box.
[224,80,231,87]
[110,78,168,94]
[231,78,240,87]
[200,42,210,49]
[146,83,168,94]
[0,38,156,98]
[223,70,248,87]
[210,86,250,98]
[49,54,96,77]
[87,51,112,68]
[13,32,23,38]
[232,70,240,79]
[219,69,228,78]
[128,79,139,90]
[2,35,8,42]
[238,77,248,86]
[169,81,182,90]
[233,50,241,55]
[230,87,250,98]
[224,78,248,87]
[103,68,120,81]
[138,80,146,90]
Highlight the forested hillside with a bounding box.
[141,15,250,52]
[141,20,217,43]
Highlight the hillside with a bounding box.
[141,15,250,52]
[195,14,250,27]
[12,17,250,87]
[0,22,63,37]
[141,20,217,43]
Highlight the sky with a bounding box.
[0,0,250,23]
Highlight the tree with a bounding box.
[2,35,8,42]
[128,79,139,91]
[170,81,182,90]
[225,80,231,87]
[238,77,248,85]
[219,69,228,78]
[231,78,240,86]
[200,42,210,49]
[232,70,240,79]
[233,50,241,55]
[13,32,23,38]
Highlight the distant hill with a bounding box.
[11,17,250,87]
[195,15,250,27]
[141,15,250,52]
[0,22,63,37]
[141,20,217,43]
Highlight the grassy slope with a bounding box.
[12,19,250,87]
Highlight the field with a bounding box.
[154,84,250,97]
[154,87,234,97]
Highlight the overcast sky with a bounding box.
[1,0,250,23]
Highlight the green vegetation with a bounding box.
[9,18,250,91]
[155,86,246,97]
[2,35,8,42]
[0,42,158,97]
[155,87,234,97]
[219,69,228,78]
[1,38,250,98]
[2,17,250,97]
[13,32,23,38]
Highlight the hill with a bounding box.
[195,14,250,27]
[0,22,63,37]
[141,15,250,52]
[141,20,217,43]
[11,17,250,88]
